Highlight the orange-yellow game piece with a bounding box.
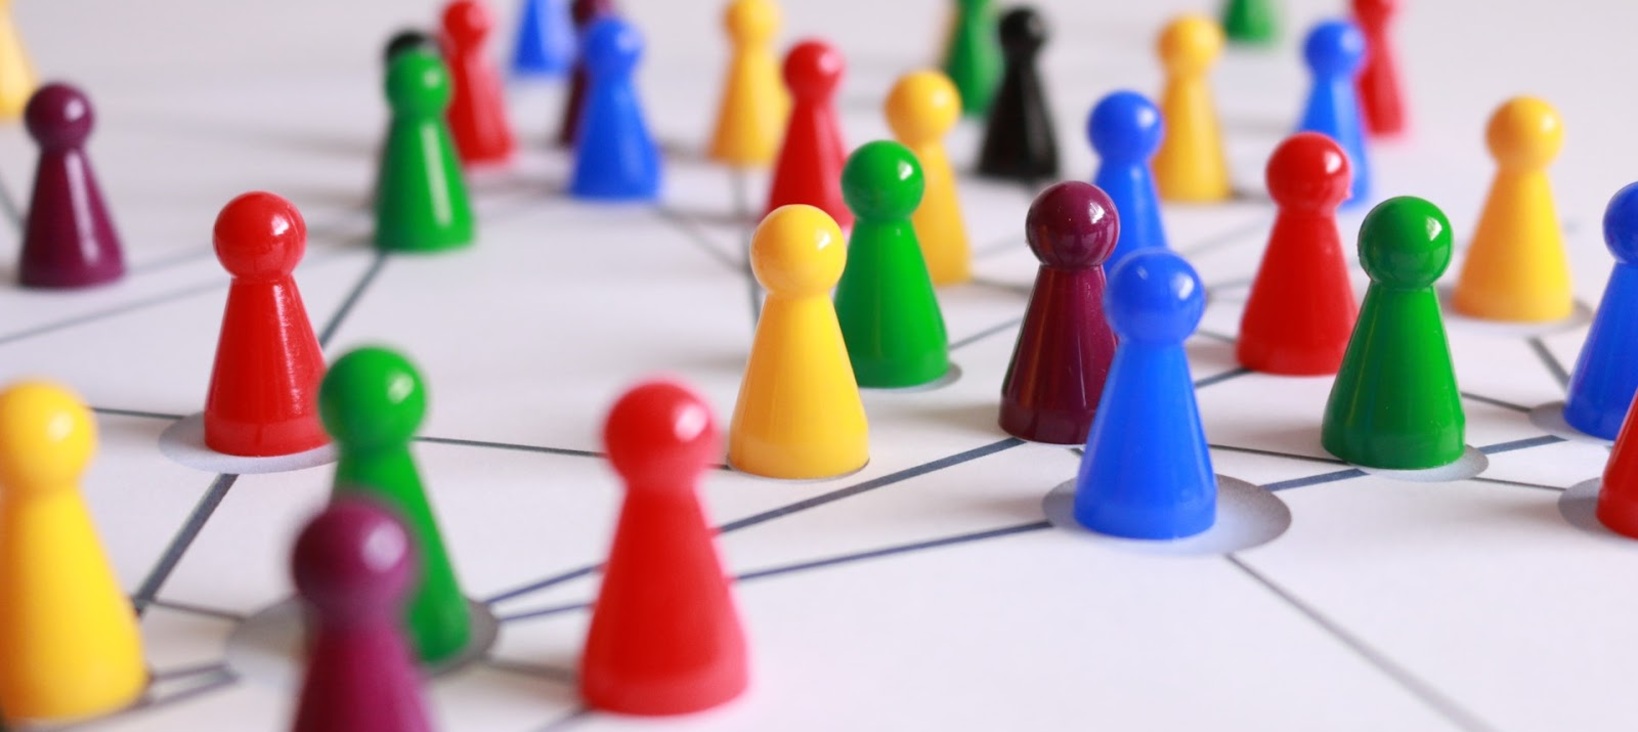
[1451,97,1573,322]
[0,382,145,724]
[0,0,34,120]
[708,0,788,167]
[886,70,972,286]
[729,205,869,479]
[1151,15,1231,203]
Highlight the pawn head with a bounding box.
[25,83,94,149]
[582,17,644,78]
[1357,196,1453,289]
[214,191,307,279]
[571,0,615,26]
[320,346,428,452]
[751,205,848,297]
[1266,132,1352,211]
[885,70,960,144]
[1303,20,1366,78]
[292,498,415,618]
[1157,14,1223,75]
[385,49,453,116]
[1486,96,1563,171]
[383,28,435,65]
[604,379,720,489]
[1602,182,1638,265]
[842,140,925,222]
[1025,181,1119,269]
[442,0,494,47]
[724,0,780,45]
[0,381,96,498]
[1104,250,1206,344]
[783,39,844,100]
[997,7,1047,57]
[1088,90,1164,163]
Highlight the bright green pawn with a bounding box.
[835,140,950,388]
[320,346,472,664]
[941,0,1001,117]
[375,50,475,253]
[1221,0,1279,46]
[1322,197,1466,470]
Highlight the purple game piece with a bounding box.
[18,83,125,289]
[555,0,617,148]
[998,181,1120,445]
[290,498,432,732]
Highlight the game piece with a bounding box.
[1600,385,1638,536]
[1296,19,1369,206]
[1221,0,1278,45]
[1152,15,1231,203]
[17,83,124,289]
[941,0,1001,117]
[1451,97,1572,322]
[205,192,328,457]
[729,205,868,479]
[0,381,145,723]
[976,7,1058,182]
[834,141,950,388]
[571,18,661,200]
[1088,90,1167,265]
[1073,250,1216,539]
[886,70,971,285]
[708,0,787,167]
[290,498,434,732]
[386,29,437,63]
[764,40,851,227]
[1238,133,1357,375]
[999,181,1118,445]
[442,0,517,165]
[0,0,33,120]
[582,380,749,715]
[510,0,575,76]
[1564,183,1638,440]
[555,0,617,148]
[1352,0,1406,137]
[1323,196,1465,469]
[376,49,475,252]
[320,346,471,665]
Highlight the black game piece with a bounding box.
[976,6,1058,182]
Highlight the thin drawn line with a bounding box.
[1470,476,1566,492]
[729,170,762,326]
[1528,336,1570,389]
[1459,391,1531,413]
[1194,366,1252,389]
[534,707,592,732]
[499,600,592,623]
[150,661,230,683]
[132,474,240,615]
[950,317,1022,351]
[415,435,604,460]
[1264,467,1367,491]
[652,206,741,272]
[0,279,223,348]
[1478,435,1564,455]
[91,406,186,422]
[482,657,577,684]
[1209,443,1346,465]
[317,251,389,347]
[0,171,20,231]
[144,597,246,622]
[486,565,600,606]
[1177,218,1267,257]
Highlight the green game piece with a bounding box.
[1221,0,1279,45]
[320,346,472,664]
[834,140,950,388]
[375,50,475,253]
[942,0,1002,118]
[1321,197,1466,470]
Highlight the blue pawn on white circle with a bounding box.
[1297,20,1370,207]
[1089,90,1168,267]
[1564,182,1638,439]
[1074,249,1217,539]
[511,0,576,77]
[570,17,662,201]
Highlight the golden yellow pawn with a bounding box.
[0,381,145,724]
[886,70,972,286]
[0,0,34,120]
[708,0,789,167]
[729,205,869,479]
[1452,97,1573,322]
[1151,15,1231,203]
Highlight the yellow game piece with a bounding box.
[886,70,972,286]
[729,205,869,479]
[708,0,788,167]
[0,0,35,120]
[0,382,145,724]
[1151,15,1231,203]
[1451,96,1573,322]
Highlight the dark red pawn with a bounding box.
[998,182,1118,445]
[763,39,851,228]
[442,0,516,165]
[1237,132,1357,375]
[18,83,124,289]
[1352,0,1407,137]
[556,0,617,148]
[291,498,433,732]
[204,192,328,456]
[581,380,748,715]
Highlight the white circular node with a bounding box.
[1042,475,1290,555]
[1356,445,1489,483]
[159,413,338,475]
[1435,286,1593,338]
[1529,401,1616,447]
[862,361,964,394]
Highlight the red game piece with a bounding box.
[763,39,851,228]
[999,181,1118,445]
[203,192,329,457]
[1237,132,1358,375]
[442,0,516,165]
[556,0,617,148]
[290,498,434,732]
[1352,0,1406,137]
[18,83,124,289]
[1599,395,1638,537]
[581,380,748,716]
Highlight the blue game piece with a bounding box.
[1565,182,1638,439]
[1297,19,1370,207]
[511,0,576,77]
[1073,250,1216,539]
[570,18,661,201]
[1089,90,1167,267]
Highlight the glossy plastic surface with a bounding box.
[1221,0,1278,45]
[1152,14,1230,202]
[1564,183,1638,439]
[940,0,1001,118]
[976,7,1058,182]
[375,50,475,252]
[18,83,124,289]
[708,0,787,167]
[571,17,661,200]
[1352,0,1406,137]
[764,40,851,226]
[0,1,33,120]
[510,0,575,77]
[1089,89,1167,266]
[443,0,517,165]
[556,0,617,148]
[886,70,971,285]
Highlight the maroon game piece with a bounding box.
[291,498,433,732]
[1237,132,1358,375]
[581,380,749,715]
[556,0,617,148]
[1352,0,1406,137]
[998,182,1119,445]
[203,192,329,457]
[442,0,517,165]
[17,83,124,289]
[763,39,851,228]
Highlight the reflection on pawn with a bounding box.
[1296,20,1369,206]
[571,17,662,200]
[1565,183,1638,439]
[1088,90,1167,266]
